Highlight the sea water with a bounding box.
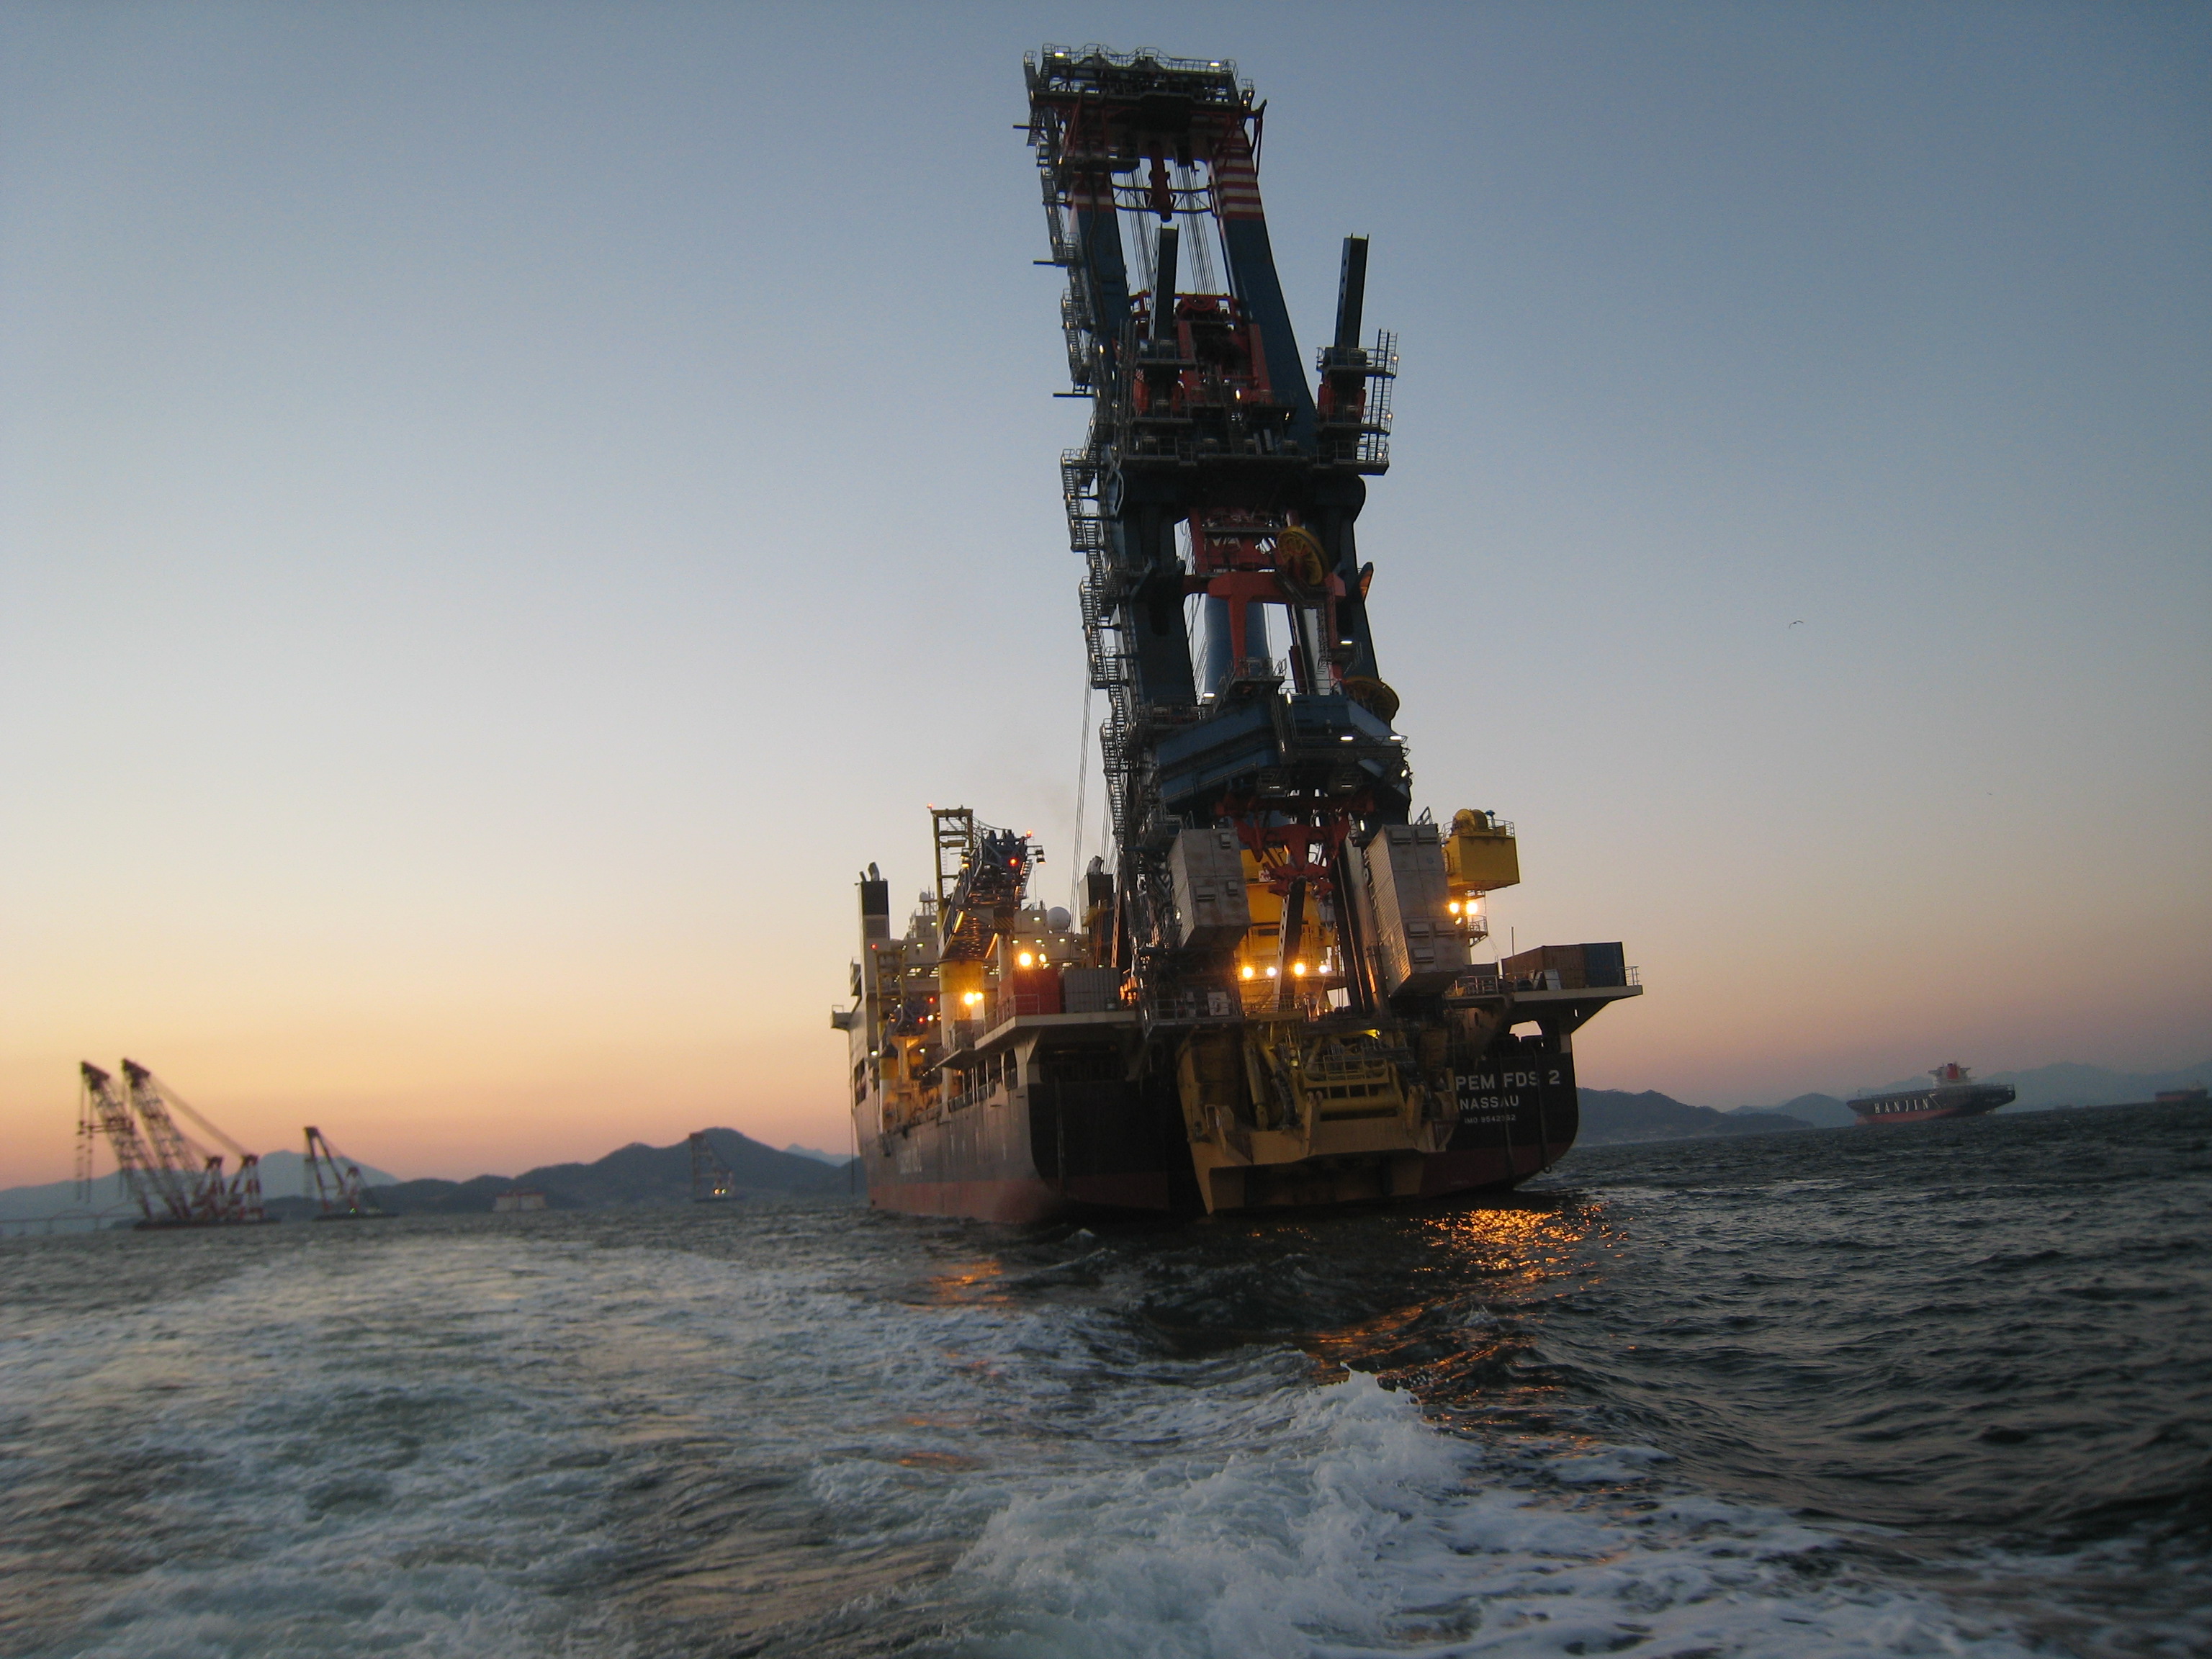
[1,1103,2203,1658]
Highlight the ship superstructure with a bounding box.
[837,48,1642,1220]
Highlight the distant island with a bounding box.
[310,1128,857,1217]
[0,1128,856,1226]
[1575,1090,1812,1144]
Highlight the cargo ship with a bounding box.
[834,48,1641,1221]
[1850,1064,2016,1126]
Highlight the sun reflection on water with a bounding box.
[1422,1199,1601,1286]
[919,1259,1006,1305]
[1305,1200,1609,1425]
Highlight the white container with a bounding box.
[1168,827,1252,950]
[1357,823,1471,995]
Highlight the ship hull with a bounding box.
[860,1061,1190,1221]
[855,1025,1582,1223]
[1851,1084,2014,1126]
[861,1145,1558,1224]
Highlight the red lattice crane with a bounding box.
[304,1125,385,1219]
[76,1061,269,1228]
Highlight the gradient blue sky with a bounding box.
[4,2,2206,1182]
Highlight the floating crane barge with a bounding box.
[78,1061,274,1228]
[837,48,1641,1220]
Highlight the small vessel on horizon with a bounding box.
[1851,1064,2015,1126]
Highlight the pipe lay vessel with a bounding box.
[835,47,1642,1220]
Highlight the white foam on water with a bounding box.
[0,1224,1192,1657]
[0,1223,2085,1658]
[1920,1532,2212,1659]
[6,1228,1015,1657]
[4,1237,662,1658]
[943,1371,2038,1659]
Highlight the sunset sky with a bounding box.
[4,2,2206,1186]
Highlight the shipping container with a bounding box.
[1061,966,1122,1014]
[1357,823,1473,995]
[1502,944,1587,989]
[1498,943,1628,990]
[1169,827,1253,949]
[1580,941,1627,988]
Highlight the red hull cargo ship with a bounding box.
[1851,1064,2015,1126]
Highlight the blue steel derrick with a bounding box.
[1209,119,1317,446]
[1025,45,1404,1006]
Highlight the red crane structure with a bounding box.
[303,1126,385,1219]
[76,1060,271,1228]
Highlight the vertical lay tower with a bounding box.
[1026,45,1405,1011]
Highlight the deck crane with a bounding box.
[1026,46,1416,1014]
[302,1126,385,1219]
[121,1061,268,1224]
[76,1062,179,1222]
[936,813,1041,965]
